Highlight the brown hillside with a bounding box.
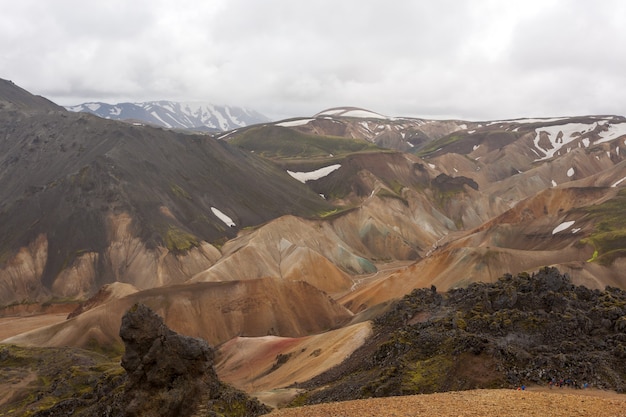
[2,278,352,349]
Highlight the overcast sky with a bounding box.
[2,0,625,120]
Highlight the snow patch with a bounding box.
[342,109,388,119]
[150,111,172,128]
[86,103,101,112]
[211,207,235,227]
[473,144,480,151]
[582,138,590,147]
[276,118,313,127]
[611,176,626,188]
[552,220,575,235]
[567,168,575,177]
[594,122,626,144]
[551,180,557,187]
[428,163,436,169]
[571,228,581,234]
[287,164,341,183]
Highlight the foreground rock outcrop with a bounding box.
[107,303,271,417]
[296,267,626,405]
[2,304,271,416]
[118,303,220,416]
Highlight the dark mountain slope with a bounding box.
[0,80,333,305]
[0,78,62,113]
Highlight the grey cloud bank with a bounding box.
[2,0,625,121]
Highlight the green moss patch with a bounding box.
[579,189,626,264]
[230,125,380,160]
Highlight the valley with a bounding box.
[1,78,626,415]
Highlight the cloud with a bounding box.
[2,0,625,120]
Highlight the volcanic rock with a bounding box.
[105,304,270,417]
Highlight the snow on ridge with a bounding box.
[341,109,388,119]
[513,117,569,124]
[612,176,626,188]
[150,111,172,128]
[276,118,313,127]
[287,164,341,183]
[552,220,576,235]
[85,103,101,112]
[316,108,388,119]
[594,122,626,145]
[211,207,235,227]
[224,107,242,126]
[534,122,626,161]
[317,109,346,116]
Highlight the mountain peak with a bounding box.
[66,100,270,132]
[0,78,63,113]
[315,107,389,119]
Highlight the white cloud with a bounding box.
[2,0,625,121]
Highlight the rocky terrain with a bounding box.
[2,79,626,414]
[292,268,626,405]
[0,304,270,416]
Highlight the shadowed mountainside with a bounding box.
[0,78,333,305]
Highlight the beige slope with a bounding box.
[66,281,139,318]
[2,278,352,350]
[0,212,222,306]
[0,234,49,305]
[190,216,361,293]
[340,185,626,312]
[328,194,450,260]
[216,321,372,393]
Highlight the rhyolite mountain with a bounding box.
[66,100,270,132]
[0,78,333,305]
[3,78,626,412]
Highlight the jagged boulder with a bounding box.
[118,303,219,416]
[79,303,270,417]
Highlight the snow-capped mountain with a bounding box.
[66,101,270,132]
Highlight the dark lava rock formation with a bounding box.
[38,304,271,417]
[118,303,220,416]
[113,303,270,417]
[297,267,626,404]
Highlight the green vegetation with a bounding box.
[170,183,192,200]
[579,189,626,265]
[415,134,463,157]
[0,344,125,416]
[230,125,380,160]
[164,226,199,253]
[375,188,409,205]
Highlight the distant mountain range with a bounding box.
[66,100,270,131]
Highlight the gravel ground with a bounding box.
[269,388,626,417]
